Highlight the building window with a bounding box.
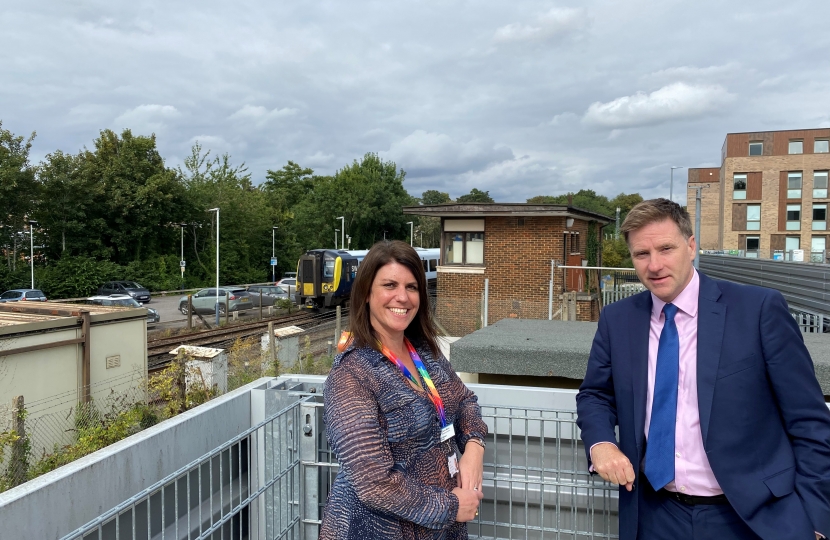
[812,237,826,262]
[443,232,484,265]
[788,172,802,199]
[746,204,761,230]
[814,171,828,199]
[815,140,829,153]
[813,204,827,231]
[749,142,763,156]
[786,205,801,230]
[733,174,747,199]
[746,236,760,258]
[789,140,804,154]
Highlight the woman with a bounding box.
[320,240,488,539]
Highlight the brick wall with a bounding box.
[687,168,721,250]
[436,215,603,336]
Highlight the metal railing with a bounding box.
[60,383,618,540]
[702,249,830,263]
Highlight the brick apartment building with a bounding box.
[402,203,612,336]
[688,128,830,257]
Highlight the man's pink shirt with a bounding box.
[591,269,722,496]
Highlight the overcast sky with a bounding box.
[3,0,830,204]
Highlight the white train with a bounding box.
[346,247,440,282]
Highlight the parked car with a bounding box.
[275,278,296,296]
[97,281,151,303]
[246,285,290,307]
[86,295,160,324]
[0,289,48,303]
[178,287,253,315]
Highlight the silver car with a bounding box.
[246,285,290,307]
[178,287,253,315]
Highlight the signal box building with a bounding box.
[402,203,612,336]
[688,128,830,257]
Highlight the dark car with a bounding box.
[246,285,290,307]
[98,281,151,303]
[0,289,48,303]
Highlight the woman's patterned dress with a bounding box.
[320,342,488,539]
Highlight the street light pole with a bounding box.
[180,224,185,290]
[335,229,339,249]
[406,221,413,246]
[272,226,278,283]
[670,166,683,201]
[336,216,345,251]
[208,208,220,325]
[29,220,37,289]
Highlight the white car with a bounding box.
[276,278,296,296]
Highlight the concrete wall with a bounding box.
[0,377,270,540]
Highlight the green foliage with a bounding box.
[421,190,452,205]
[457,188,494,203]
[586,222,599,267]
[602,237,633,268]
[36,256,121,298]
[527,190,642,223]
[0,121,37,275]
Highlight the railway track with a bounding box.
[147,309,345,372]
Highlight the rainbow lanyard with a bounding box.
[379,338,448,429]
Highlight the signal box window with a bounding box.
[789,140,803,155]
[788,172,802,199]
[816,140,830,154]
[749,142,763,156]
[443,232,485,265]
[733,174,747,199]
[814,171,828,199]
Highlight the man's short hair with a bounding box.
[620,198,693,243]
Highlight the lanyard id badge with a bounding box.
[440,423,455,442]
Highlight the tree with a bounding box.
[0,122,37,272]
[457,188,494,203]
[421,190,452,205]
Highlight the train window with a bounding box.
[323,257,335,280]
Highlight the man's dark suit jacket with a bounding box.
[576,272,830,540]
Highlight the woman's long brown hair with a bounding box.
[348,240,441,359]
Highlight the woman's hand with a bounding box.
[457,441,484,492]
[452,487,483,522]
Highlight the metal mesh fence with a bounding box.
[59,388,618,540]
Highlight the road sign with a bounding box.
[180,260,186,268]
[270,257,278,266]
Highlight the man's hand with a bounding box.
[591,443,635,491]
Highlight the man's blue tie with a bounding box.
[645,303,679,491]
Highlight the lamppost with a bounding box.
[207,208,220,325]
[670,166,684,202]
[335,229,340,249]
[346,235,352,249]
[271,226,278,282]
[29,220,37,289]
[336,216,345,251]
[406,221,413,246]
[180,223,186,290]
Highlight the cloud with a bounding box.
[644,63,740,84]
[494,8,588,44]
[113,104,181,134]
[228,105,298,125]
[382,130,514,177]
[582,83,735,129]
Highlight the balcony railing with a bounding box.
[49,378,618,540]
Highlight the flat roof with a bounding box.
[0,301,147,335]
[725,127,830,136]
[402,203,613,223]
[451,318,830,396]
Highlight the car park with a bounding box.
[0,289,48,303]
[275,278,296,296]
[86,295,160,324]
[178,287,253,315]
[246,285,290,307]
[97,281,151,303]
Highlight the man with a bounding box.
[576,198,830,539]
